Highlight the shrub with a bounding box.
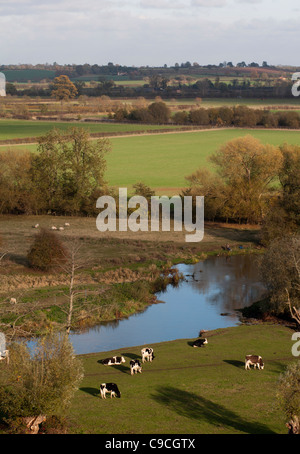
[0,333,83,430]
[277,361,300,434]
[27,228,68,271]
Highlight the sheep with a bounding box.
[32,224,39,229]
[51,226,57,230]
[64,222,70,227]
[10,297,17,304]
[58,227,64,231]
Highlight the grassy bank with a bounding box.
[0,214,260,337]
[69,324,295,434]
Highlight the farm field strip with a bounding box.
[0,119,179,141]
[1,127,300,192]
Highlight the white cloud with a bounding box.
[192,0,227,6]
[0,0,300,65]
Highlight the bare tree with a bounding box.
[57,240,93,334]
[260,236,300,321]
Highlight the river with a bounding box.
[69,253,266,355]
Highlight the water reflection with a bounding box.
[185,254,264,313]
[69,254,266,355]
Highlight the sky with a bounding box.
[1,0,300,66]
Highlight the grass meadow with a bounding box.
[1,125,300,193]
[0,119,178,141]
[69,324,295,434]
[106,128,300,192]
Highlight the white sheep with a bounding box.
[64,222,70,227]
[58,227,64,231]
[51,226,57,230]
[10,297,17,304]
[32,224,39,228]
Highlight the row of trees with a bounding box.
[114,103,300,129]
[1,130,300,227]
[7,72,295,99]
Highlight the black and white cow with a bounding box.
[130,359,142,375]
[101,356,126,366]
[193,338,208,347]
[100,383,121,399]
[245,355,264,370]
[141,347,154,363]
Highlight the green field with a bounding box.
[2,69,56,82]
[105,129,300,191]
[0,119,178,141]
[2,126,300,192]
[69,324,294,434]
[166,97,300,108]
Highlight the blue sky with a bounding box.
[1,0,299,66]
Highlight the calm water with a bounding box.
[69,254,266,355]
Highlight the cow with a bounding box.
[100,383,121,399]
[141,347,154,363]
[245,355,264,370]
[193,338,208,347]
[0,350,9,364]
[101,356,126,366]
[130,359,142,375]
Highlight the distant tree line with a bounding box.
[6,75,295,99]
[113,102,300,129]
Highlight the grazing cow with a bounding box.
[193,338,208,347]
[245,355,264,370]
[100,383,121,399]
[130,359,142,375]
[141,347,154,363]
[101,356,126,366]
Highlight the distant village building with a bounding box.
[0,72,6,96]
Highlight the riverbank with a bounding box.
[0,215,262,338]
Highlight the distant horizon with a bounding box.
[0,61,299,69]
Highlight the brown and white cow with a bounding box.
[245,355,264,370]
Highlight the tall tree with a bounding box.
[31,127,110,214]
[184,135,282,223]
[209,135,282,222]
[50,75,78,101]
